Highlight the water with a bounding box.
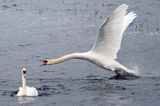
[0,0,160,105]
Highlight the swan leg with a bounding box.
[115,68,132,76]
[113,68,139,79]
[113,61,139,78]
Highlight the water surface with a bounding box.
[0,0,160,106]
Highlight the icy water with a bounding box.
[0,0,160,106]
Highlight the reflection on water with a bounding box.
[18,96,36,104]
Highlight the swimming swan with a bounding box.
[17,68,38,96]
[42,4,138,77]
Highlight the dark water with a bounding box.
[0,0,160,106]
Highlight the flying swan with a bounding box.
[42,4,138,77]
[17,68,38,96]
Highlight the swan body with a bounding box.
[43,4,138,76]
[17,68,38,96]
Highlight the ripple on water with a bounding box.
[0,79,18,97]
[36,78,72,96]
[17,43,33,48]
[79,79,126,94]
[2,90,18,97]
[0,76,134,98]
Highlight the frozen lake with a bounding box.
[0,0,160,105]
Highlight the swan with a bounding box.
[42,4,138,77]
[17,68,38,96]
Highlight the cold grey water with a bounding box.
[0,0,160,106]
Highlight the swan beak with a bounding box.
[41,59,54,66]
[42,60,48,65]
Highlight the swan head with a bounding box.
[22,68,26,78]
[42,60,48,65]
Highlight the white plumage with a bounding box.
[43,4,138,77]
[92,4,136,59]
[17,68,38,96]
[17,86,38,97]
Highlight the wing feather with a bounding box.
[91,4,136,59]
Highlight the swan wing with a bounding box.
[26,86,38,96]
[91,4,136,59]
[17,87,23,96]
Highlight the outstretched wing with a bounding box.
[91,4,136,59]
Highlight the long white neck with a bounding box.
[46,52,89,65]
[22,75,27,89]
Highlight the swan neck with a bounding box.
[46,52,88,65]
[22,76,26,89]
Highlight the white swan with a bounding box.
[17,68,38,96]
[42,4,138,77]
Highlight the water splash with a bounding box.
[130,66,140,76]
